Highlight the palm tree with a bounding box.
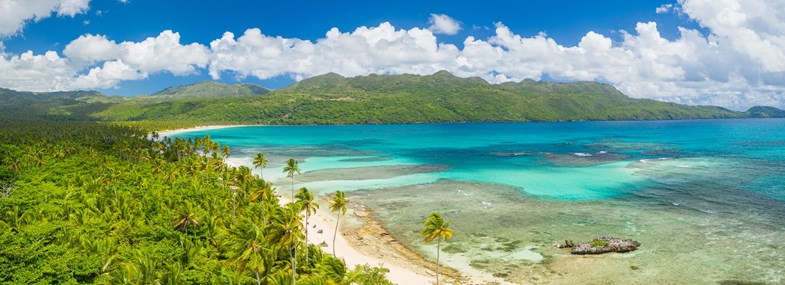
[282,159,301,201]
[173,204,200,236]
[221,145,231,163]
[235,166,254,197]
[420,212,454,285]
[271,205,304,285]
[328,191,349,257]
[295,187,318,263]
[6,158,22,174]
[253,152,267,180]
[248,180,274,225]
[228,218,267,285]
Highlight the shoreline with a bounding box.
[163,124,484,284]
[277,194,447,285]
[157,124,252,137]
[217,160,449,284]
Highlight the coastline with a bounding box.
[216,155,452,284]
[277,195,450,285]
[162,125,493,284]
[157,124,252,137]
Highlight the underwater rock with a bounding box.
[555,240,575,248]
[570,237,640,254]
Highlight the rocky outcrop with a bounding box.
[569,237,640,254]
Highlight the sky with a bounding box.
[0,0,784,110]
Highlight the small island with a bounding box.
[558,237,641,254]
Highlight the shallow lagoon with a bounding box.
[174,119,785,284]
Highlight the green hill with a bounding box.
[94,71,747,125]
[745,106,785,118]
[139,81,269,101]
[2,71,783,126]
[0,88,125,122]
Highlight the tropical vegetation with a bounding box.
[3,71,783,127]
[0,122,391,284]
[421,212,454,285]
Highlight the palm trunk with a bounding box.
[333,215,340,257]
[290,178,294,201]
[232,190,237,225]
[261,202,267,226]
[436,238,441,285]
[304,212,309,263]
[291,242,297,285]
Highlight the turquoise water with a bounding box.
[174,119,785,201]
[174,119,785,284]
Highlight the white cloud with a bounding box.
[64,30,209,75]
[1,0,785,111]
[0,0,91,36]
[208,23,459,80]
[428,13,462,35]
[71,60,146,89]
[0,49,77,91]
[656,4,674,14]
[56,0,90,16]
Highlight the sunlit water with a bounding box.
[174,119,785,284]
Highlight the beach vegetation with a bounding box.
[0,122,390,284]
[421,212,454,285]
[328,191,349,257]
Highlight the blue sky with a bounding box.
[0,0,783,110]
[1,0,692,93]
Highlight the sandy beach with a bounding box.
[160,125,490,284]
[159,125,473,285]
[157,124,250,137]
[277,195,442,285]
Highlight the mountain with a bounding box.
[745,106,785,118]
[93,71,748,125]
[139,81,269,101]
[0,87,124,122]
[2,71,783,126]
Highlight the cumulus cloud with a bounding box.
[656,4,674,14]
[428,13,462,35]
[208,23,459,81]
[64,30,209,75]
[0,0,91,36]
[1,0,785,110]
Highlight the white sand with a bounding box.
[216,160,435,285]
[157,124,250,137]
[278,194,434,285]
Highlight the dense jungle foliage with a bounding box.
[0,122,392,284]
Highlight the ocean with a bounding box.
[173,119,785,284]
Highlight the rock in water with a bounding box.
[570,237,641,254]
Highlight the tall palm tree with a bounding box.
[228,218,267,285]
[328,191,349,257]
[221,145,231,163]
[271,205,304,285]
[248,180,274,225]
[420,212,454,285]
[295,187,319,263]
[252,152,267,180]
[282,159,301,201]
[235,166,254,197]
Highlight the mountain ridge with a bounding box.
[139,80,270,101]
[0,72,783,125]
